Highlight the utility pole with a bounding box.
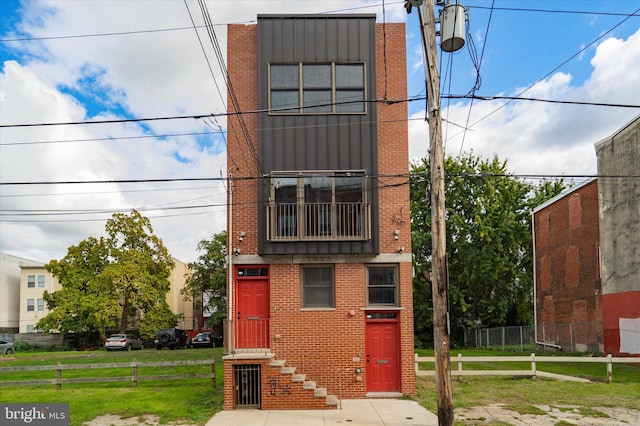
[414,0,455,423]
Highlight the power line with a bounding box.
[2,95,638,129]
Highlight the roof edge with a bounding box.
[532,177,597,214]
[594,114,640,150]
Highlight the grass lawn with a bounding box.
[415,349,640,418]
[1,348,638,426]
[0,348,225,426]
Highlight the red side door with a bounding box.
[235,276,270,349]
[365,317,399,392]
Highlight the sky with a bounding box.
[1,0,639,265]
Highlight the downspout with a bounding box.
[532,212,562,351]
[227,172,234,353]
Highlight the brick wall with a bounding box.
[534,180,602,347]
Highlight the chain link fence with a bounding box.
[463,322,603,353]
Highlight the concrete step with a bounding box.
[281,366,296,375]
[292,373,306,382]
[303,381,316,390]
[314,387,327,398]
[269,360,285,368]
[326,395,340,406]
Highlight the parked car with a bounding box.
[154,328,191,350]
[104,334,144,351]
[191,332,222,348]
[0,340,15,355]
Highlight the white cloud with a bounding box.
[409,27,640,177]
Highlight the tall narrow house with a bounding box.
[224,15,414,410]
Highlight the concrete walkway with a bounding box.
[206,399,438,426]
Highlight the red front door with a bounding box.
[235,273,270,349]
[365,316,399,392]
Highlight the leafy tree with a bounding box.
[181,231,227,328]
[411,154,565,346]
[38,210,177,341]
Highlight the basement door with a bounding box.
[235,266,270,349]
[365,313,400,392]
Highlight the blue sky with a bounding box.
[1,0,639,263]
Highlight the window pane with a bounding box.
[304,177,332,202]
[274,177,297,203]
[303,64,331,88]
[336,64,363,87]
[274,177,298,237]
[303,267,333,307]
[336,90,364,112]
[27,299,35,311]
[303,90,332,112]
[271,65,299,88]
[368,287,395,304]
[369,267,396,285]
[37,275,45,287]
[28,275,35,288]
[37,299,45,311]
[335,176,363,202]
[271,90,299,111]
[368,266,396,306]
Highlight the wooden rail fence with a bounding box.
[0,359,216,389]
[415,353,639,383]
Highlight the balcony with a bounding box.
[267,202,371,241]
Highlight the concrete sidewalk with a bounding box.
[205,399,438,426]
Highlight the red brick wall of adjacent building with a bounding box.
[534,180,602,351]
[225,21,414,408]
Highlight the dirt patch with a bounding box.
[83,415,197,426]
[455,404,640,425]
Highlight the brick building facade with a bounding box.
[533,114,640,356]
[533,179,603,352]
[223,15,414,409]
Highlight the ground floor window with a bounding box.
[366,265,398,306]
[301,265,334,308]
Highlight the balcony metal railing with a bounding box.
[234,318,270,350]
[266,202,371,241]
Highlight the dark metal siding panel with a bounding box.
[257,15,378,255]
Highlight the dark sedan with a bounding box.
[191,332,221,348]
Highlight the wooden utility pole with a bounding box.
[419,1,454,424]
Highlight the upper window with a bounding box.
[302,266,334,308]
[37,275,45,288]
[27,275,35,288]
[366,266,398,306]
[267,171,370,241]
[27,298,35,312]
[270,63,365,114]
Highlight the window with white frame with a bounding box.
[37,275,45,288]
[301,266,334,308]
[366,265,398,306]
[27,275,35,288]
[37,298,45,311]
[270,63,365,114]
[26,325,35,333]
[27,298,35,311]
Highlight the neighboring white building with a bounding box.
[19,265,59,333]
[0,253,43,332]
[2,253,194,335]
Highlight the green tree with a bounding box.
[38,210,177,341]
[411,154,565,346]
[181,231,227,328]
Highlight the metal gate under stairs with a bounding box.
[234,364,261,408]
